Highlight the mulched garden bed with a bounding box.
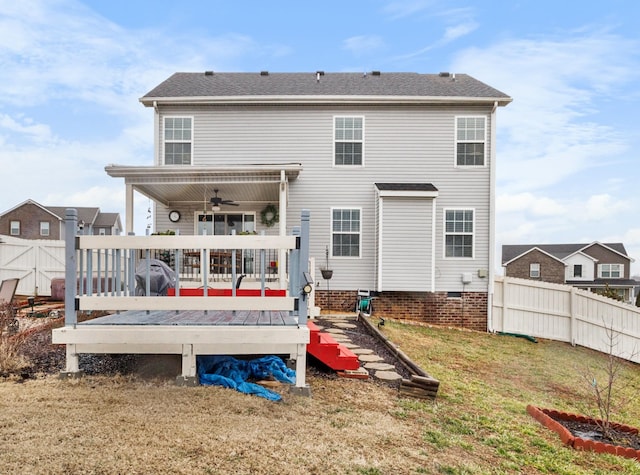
[528,405,640,460]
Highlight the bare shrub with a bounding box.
[0,302,30,375]
[580,318,637,440]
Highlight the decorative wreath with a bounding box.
[260,204,279,227]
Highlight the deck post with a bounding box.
[289,210,311,396]
[61,209,81,379]
[297,209,310,326]
[64,209,78,328]
[177,344,198,386]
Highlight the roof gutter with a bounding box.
[139,95,513,108]
[105,163,303,178]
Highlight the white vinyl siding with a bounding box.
[455,116,486,166]
[164,117,192,165]
[378,197,432,291]
[334,116,364,166]
[155,105,494,291]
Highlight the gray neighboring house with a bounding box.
[0,199,122,240]
[502,242,637,303]
[106,71,512,330]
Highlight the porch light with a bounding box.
[211,205,220,212]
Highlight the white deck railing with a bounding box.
[63,209,312,324]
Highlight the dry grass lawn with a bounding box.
[1,319,640,474]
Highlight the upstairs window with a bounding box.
[332,208,361,257]
[444,209,474,258]
[334,117,363,166]
[573,264,582,278]
[40,221,50,236]
[530,263,540,278]
[164,117,192,165]
[456,116,486,166]
[10,220,20,236]
[599,263,622,278]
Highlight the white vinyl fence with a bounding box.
[0,235,65,297]
[493,276,640,363]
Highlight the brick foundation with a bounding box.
[315,290,488,332]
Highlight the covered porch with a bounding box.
[105,163,302,287]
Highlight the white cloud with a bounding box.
[442,22,478,42]
[0,114,54,143]
[582,194,631,221]
[497,192,565,216]
[343,35,385,55]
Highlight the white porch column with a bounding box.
[125,183,134,235]
[279,171,287,288]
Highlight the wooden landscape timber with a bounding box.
[399,374,440,400]
[360,316,440,400]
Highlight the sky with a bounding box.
[1,0,639,274]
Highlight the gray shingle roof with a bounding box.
[375,183,438,192]
[46,206,100,225]
[141,72,511,103]
[502,243,629,264]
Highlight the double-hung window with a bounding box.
[332,208,360,257]
[334,116,363,166]
[40,221,50,236]
[10,220,20,236]
[164,117,192,165]
[530,263,540,278]
[444,209,474,258]
[456,116,486,166]
[598,263,622,278]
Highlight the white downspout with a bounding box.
[487,101,498,332]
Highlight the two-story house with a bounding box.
[0,199,122,239]
[502,242,637,303]
[106,71,511,330]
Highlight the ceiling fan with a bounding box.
[210,189,239,208]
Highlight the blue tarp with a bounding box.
[197,355,296,401]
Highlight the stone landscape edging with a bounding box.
[527,405,640,460]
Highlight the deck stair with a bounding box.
[306,321,360,371]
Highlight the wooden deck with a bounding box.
[54,209,312,393]
[81,310,298,326]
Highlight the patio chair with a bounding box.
[0,278,20,333]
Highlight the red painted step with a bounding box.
[307,321,360,371]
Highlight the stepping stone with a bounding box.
[358,354,383,363]
[374,370,403,382]
[334,322,357,329]
[364,362,396,371]
[341,343,359,349]
[331,335,351,343]
[324,328,345,334]
[351,348,374,355]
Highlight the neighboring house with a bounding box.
[106,71,512,330]
[502,242,637,303]
[0,199,122,239]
